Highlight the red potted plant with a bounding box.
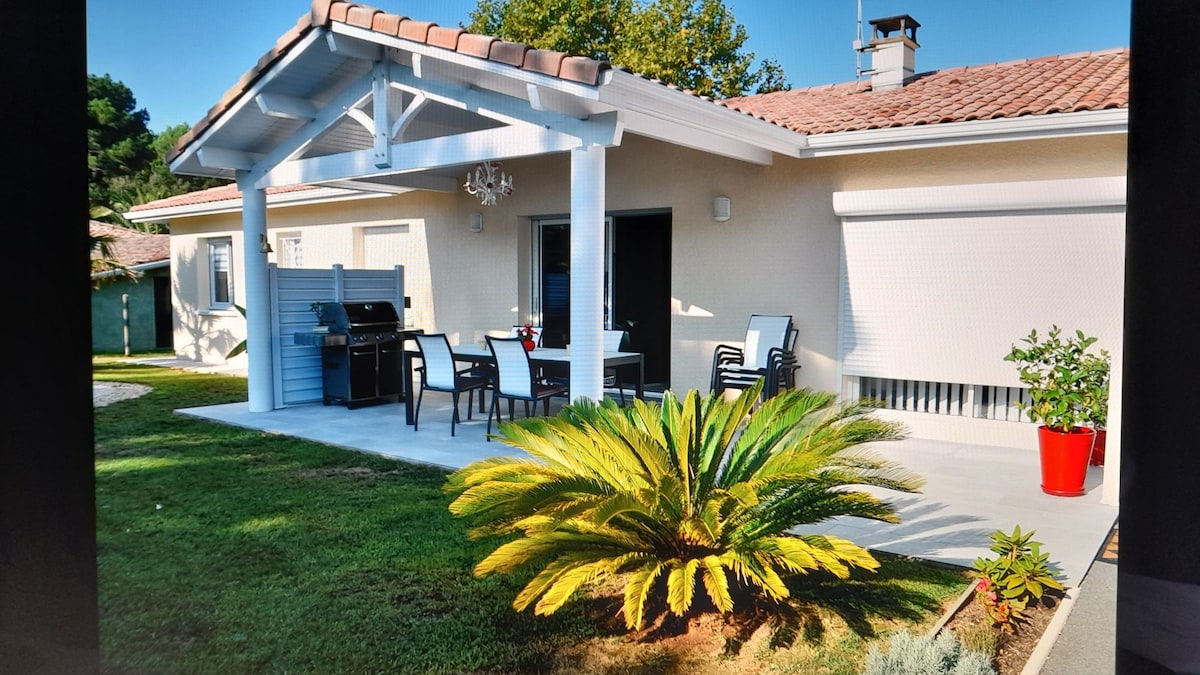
[516,324,538,351]
[1005,326,1109,496]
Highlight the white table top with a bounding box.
[450,344,638,362]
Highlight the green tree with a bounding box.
[88,76,229,231]
[445,384,921,630]
[467,0,789,98]
[88,74,154,216]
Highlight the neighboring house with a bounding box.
[90,221,173,353]
[127,2,1127,503]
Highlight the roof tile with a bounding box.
[89,221,170,265]
[720,49,1129,135]
[396,18,433,42]
[427,25,464,50]
[455,32,495,58]
[523,49,567,78]
[489,40,531,68]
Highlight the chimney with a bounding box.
[866,15,920,91]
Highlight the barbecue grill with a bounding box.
[300,301,407,408]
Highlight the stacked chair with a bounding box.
[710,314,800,400]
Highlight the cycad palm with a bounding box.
[445,383,923,630]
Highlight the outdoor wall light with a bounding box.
[713,196,731,222]
[259,233,274,253]
[470,212,484,233]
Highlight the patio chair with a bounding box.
[412,333,490,436]
[710,315,798,400]
[604,329,630,405]
[485,336,569,439]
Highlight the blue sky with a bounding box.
[87,0,1131,133]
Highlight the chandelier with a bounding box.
[464,161,513,206]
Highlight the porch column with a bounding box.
[237,174,274,412]
[568,145,606,403]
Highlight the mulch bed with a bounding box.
[945,591,1060,674]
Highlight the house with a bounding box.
[127,2,1127,504]
[90,221,173,353]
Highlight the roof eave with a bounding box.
[125,186,389,223]
[800,107,1127,157]
[601,70,808,164]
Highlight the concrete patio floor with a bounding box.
[176,391,1117,587]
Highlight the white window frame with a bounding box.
[276,231,303,268]
[208,237,234,309]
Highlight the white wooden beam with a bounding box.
[325,32,381,61]
[256,125,580,189]
[526,83,544,111]
[197,147,256,171]
[345,108,374,133]
[390,93,427,140]
[388,63,595,140]
[372,60,391,168]
[321,173,459,193]
[255,92,318,121]
[243,71,375,184]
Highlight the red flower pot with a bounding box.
[1089,428,1106,466]
[522,339,535,352]
[1037,425,1095,497]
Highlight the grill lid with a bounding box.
[319,301,399,332]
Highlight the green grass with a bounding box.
[93,356,969,674]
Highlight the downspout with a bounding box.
[237,173,274,412]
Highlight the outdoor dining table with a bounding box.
[400,342,645,425]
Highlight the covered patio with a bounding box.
[171,384,1117,588]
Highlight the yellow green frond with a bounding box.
[666,558,700,615]
[700,555,733,612]
[623,561,667,630]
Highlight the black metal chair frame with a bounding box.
[485,336,569,439]
[413,333,490,436]
[711,317,800,400]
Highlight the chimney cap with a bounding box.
[869,14,920,44]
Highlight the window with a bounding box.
[208,238,233,308]
[277,232,303,268]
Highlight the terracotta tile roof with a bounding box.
[720,48,1129,135]
[168,0,610,164]
[89,221,170,265]
[127,183,316,212]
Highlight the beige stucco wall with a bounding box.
[164,130,1126,394]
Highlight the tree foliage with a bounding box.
[88,74,155,213]
[88,74,228,231]
[445,383,921,630]
[467,0,790,98]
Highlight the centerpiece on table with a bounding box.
[516,324,538,351]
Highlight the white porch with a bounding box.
[174,390,1116,588]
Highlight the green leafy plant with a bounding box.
[310,301,330,324]
[972,526,1064,632]
[863,630,995,675]
[1004,326,1110,432]
[444,382,924,630]
[224,304,248,359]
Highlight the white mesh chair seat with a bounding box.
[485,336,568,438]
[413,333,489,436]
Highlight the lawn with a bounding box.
[94,357,970,674]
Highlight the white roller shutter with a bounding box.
[834,177,1126,388]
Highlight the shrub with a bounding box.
[444,383,923,630]
[863,631,996,675]
[973,526,1064,632]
